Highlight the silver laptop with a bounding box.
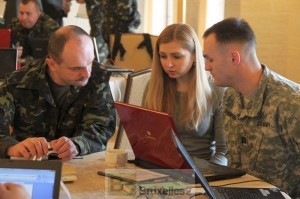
[171,130,286,199]
[0,159,62,199]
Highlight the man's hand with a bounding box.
[0,183,30,199]
[7,137,48,159]
[62,0,72,14]
[50,137,78,161]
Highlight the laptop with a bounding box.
[171,130,286,199]
[0,159,62,199]
[0,29,11,48]
[29,37,49,59]
[0,48,18,80]
[114,101,246,182]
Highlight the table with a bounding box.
[62,152,291,199]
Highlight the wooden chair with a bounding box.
[109,33,158,72]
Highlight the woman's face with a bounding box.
[159,41,195,80]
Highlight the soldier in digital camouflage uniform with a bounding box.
[76,0,141,62]
[203,18,300,198]
[0,25,116,162]
[8,0,59,59]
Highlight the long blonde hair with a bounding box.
[144,23,212,130]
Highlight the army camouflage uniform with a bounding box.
[223,64,300,197]
[8,14,59,58]
[0,59,116,158]
[84,0,107,62]
[85,0,141,62]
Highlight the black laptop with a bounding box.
[0,159,62,199]
[114,102,246,182]
[29,37,49,59]
[171,130,286,199]
[0,48,18,80]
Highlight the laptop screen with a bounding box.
[0,159,62,199]
[29,37,49,59]
[171,130,217,199]
[114,101,188,169]
[0,48,18,80]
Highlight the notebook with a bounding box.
[0,48,18,80]
[114,101,246,182]
[0,29,11,48]
[29,37,49,59]
[171,130,286,199]
[0,159,62,199]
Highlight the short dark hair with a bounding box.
[48,25,91,63]
[20,0,42,11]
[203,18,256,47]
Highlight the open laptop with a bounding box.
[0,48,18,81]
[114,101,246,182]
[29,37,49,59]
[171,130,286,199]
[0,29,11,48]
[0,159,62,199]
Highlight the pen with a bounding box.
[97,170,136,183]
[73,156,83,159]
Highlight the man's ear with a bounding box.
[231,51,241,64]
[46,58,56,71]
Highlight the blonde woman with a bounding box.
[143,23,227,166]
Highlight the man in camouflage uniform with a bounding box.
[203,18,300,198]
[0,25,116,161]
[76,0,141,62]
[8,0,59,59]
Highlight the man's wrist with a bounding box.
[73,142,81,156]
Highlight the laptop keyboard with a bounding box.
[212,187,262,199]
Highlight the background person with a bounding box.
[8,0,59,60]
[0,25,116,162]
[76,0,141,62]
[42,0,72,26]
[143,23,227,166]
[202,17,300,197]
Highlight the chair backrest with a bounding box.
[109,33,158,72]
[114,68,152,150]
[92,37,100,63]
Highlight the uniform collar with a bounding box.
[224,64,271,119]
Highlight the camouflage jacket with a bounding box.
[102,0,141,42]
[85,0,104,37]
[223,65,300,197]
[0,59,116,158]
[8,14,59,58]
[85,0,141,39]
